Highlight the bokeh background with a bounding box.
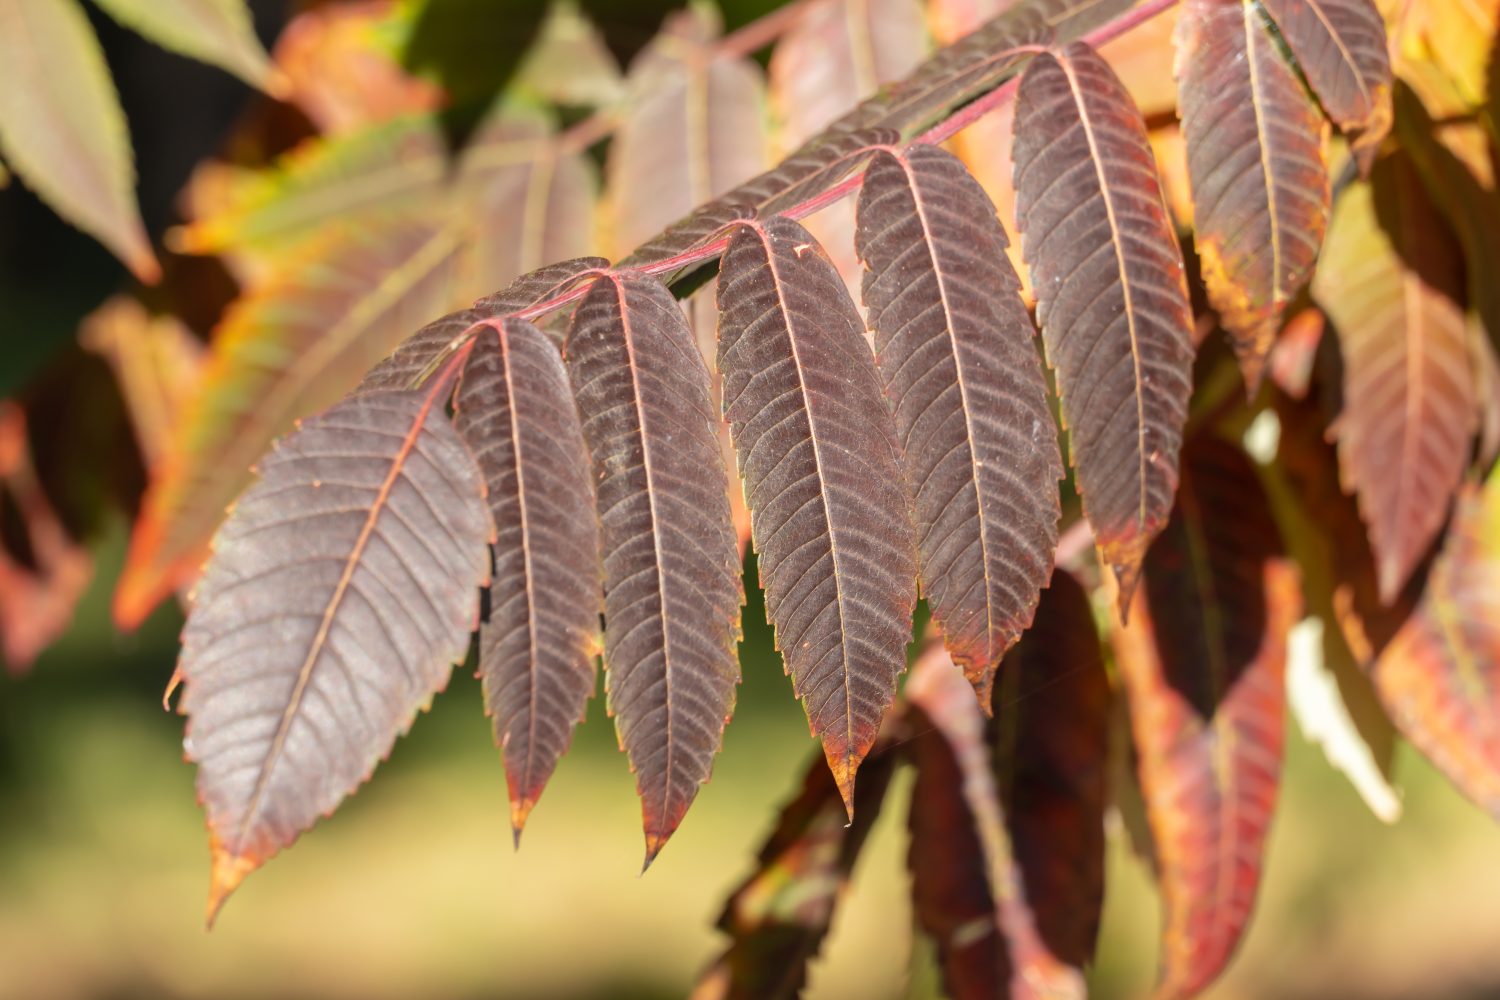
[5,2,1500,999]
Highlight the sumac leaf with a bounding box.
[1259,0,1393,174]
[1370,475,1500,817]
[454,320,602,837]
[1012,41,1195,610]
[180,387,492,921]
[1112,440,1300,999]
[92,0,278,93]
[717,216,917,810]
[1175,0,1331,390]
[855,144,1061,701]
[693,741,897,1000]
[1314,154,1477,604]
[566,273,742,862]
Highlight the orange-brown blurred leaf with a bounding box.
[1113,439,1300,999]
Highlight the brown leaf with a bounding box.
[855,144,1062,701]
[1112,439,1300,999]
[1175,0,1331,390]
[717,216,917,812]
[1012,41,1196,612]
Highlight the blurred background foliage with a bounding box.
[4,1,1500,998]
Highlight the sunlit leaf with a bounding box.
[565,273,743,862]
[855,144,1061,700]
[116,217,467,629]
[1012,41,1195,612]
[1260,0,1393,173]
[717,216,917,812]
[454,319,601,837]
[1112,439,1301,999]
[1175,0,1331,390]
[0,0,160,282]
[512,0,622,109]
[181,386,492,922]
[92,0,280,93]
[1314,153,1477,603]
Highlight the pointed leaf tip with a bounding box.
[823,746,857,823]
[205,841,256,928]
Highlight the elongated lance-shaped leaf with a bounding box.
[1175,0,1331,391]
[565,272,743,863]
[116,216,466,630]
[180,386,492,923]
[92,0,279,93]
[855,144,1061,703]
[1012,42,1195,613]
[992,568,1110,974]
[717,216,918,812]
[1371,475,1500,817]
[454,321,601,838]
[1314,154,1477,605]
[0,0,159,282]
[692,739,899,1000]
[361,257,610,394]
[1112,440,1300,1000]
[1259,0,1392,174]
[906,643,1088,999]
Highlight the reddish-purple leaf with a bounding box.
[1259,0,1393,174]
[454,320,602,838]
[565,273,743,863]
[1012,41,1195,612]
[1111,440,1300,999]
[855,144,1061,701]
[1175,0,1331,390]
[717,216,918,813]
[180,386,492,923]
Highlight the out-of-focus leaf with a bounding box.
[1390,0,1497,137]
[1371,473,1500,817]
[79,297,204,469]
[1259,0,1393,173]
[0,404,92,675]
[0,0,160,282]
[1175,0,1330,390]
[1314,153,1477,604]
[1267,309,1325,402]
[691,738,899,1000]
[512,0,622,108]
[92,0,280,93]
[181,387,491,923]
[855,144,1061,701]
[1012,41,1195,612]
[1112,439,1300,1000]
[454,320,601,837]
[566,273,742,863]
[717,217,917,813]
[115,216,466,630]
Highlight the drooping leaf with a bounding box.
[91,0,279,93]
[1012,41,1196,610]
[1111,439,1301,999]
[0,0,160,282]
[691,739,899,1000]
[1314,154,1477,604]
[565,273,743,862]
[116,217,466,629]
[717,216,918,811]
[854,144,1061,701]
[453,320,601,837]
[1370,473,1500,817]
[180,387,492,922]
[1175,0,1331,390]
[1259,0,1394,173]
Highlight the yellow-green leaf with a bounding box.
[91,0,280,93]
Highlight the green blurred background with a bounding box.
[5,2,1500,998]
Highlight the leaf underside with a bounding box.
[566,273,743,862]
[717,216,917,811]
[1012,41,1195,611]
[181,388,491,920]
[1176,0,1331,391]
[855,144,1061,701]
